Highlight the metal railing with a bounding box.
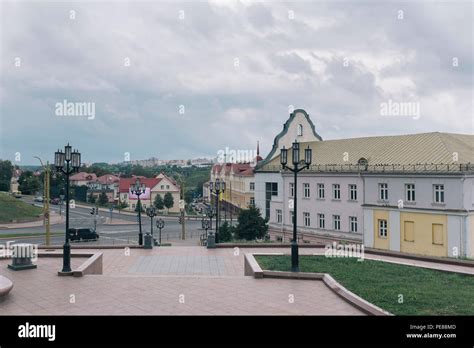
[260,163,474,174]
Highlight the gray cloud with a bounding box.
[0,1,472,164]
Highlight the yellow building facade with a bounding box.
[371,209,449,257]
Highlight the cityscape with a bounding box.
[0,1,473,346]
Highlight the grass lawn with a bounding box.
[0,193,43,223]
[255,255,474,315]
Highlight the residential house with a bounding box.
[70,172,97,186]
[119,173,181,213]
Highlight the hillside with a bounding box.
[0,192,43,223]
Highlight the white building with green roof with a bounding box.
[255,109,474,258]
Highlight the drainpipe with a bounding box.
[360,172,366,247]
[460,177,465,257]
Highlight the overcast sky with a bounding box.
[0,0,472,165]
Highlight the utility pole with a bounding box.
[34,157,51,246]
[179,174,186,240]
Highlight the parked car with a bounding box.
[69,228,99,242]
[34,196,44,202]
[50,198,60,205]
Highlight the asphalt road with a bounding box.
[0,196,209,246]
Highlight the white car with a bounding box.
[34,196,44,202]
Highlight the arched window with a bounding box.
[297,124,303,136]
[358,157,368,165]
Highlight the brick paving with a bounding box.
[0,246,364,315]
[4,245,470,315]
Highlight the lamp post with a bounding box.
[131,178,146,246]
[156,218,165,246]
[209,179,225,243]
[34,156,51,246]
[146,207,157,237]
[207,207,215,228]
[280,140,312,272]
[203,219,210,237]
[59,194,65,216]
[54,144,81,273]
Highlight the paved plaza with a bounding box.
[2,245,472,315]
[0,246,364,315]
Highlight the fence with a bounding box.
[261,163,474,174]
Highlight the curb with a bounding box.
[217,243,326,249]
[245,253,391,316]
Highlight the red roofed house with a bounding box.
[119,173,181,213]
[70,172,97,186]
[87,174,121,203]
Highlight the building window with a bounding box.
[249,197,255,206]
[379,183,388,201]
[349,216,358,232]
[333,215,341,230]
[265,182,278,218]
[349,184,357,201]
[404,221,415,242]
[432,223,443,245]
[378,219,388,238]
[317,183,325,199]
[289,183,294,197]
[161,185,164,189]
[433,184,444,203]
[332,184,340,200]
[405,184,416,202]
[303,183,310,198]
[318,213,325,229]
[303,212,310,226]
[250,182,255,191]
[166,185,170,189]
[276,209,282,223]
[297,124,303,136]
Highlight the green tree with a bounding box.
[184,190,193,204]
[218,221,234,242]
[163,192,174,212]
[88,193,96,204]
[118,201,128,209]
[98,191,109,206]
[134,200,145,213]
[154,194,164,210]
[73,185,88,202]
[0,160,13,191]
[234,205,268,241]
[18,171,41,195]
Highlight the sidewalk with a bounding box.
[0,246,364,315]
[0,214,63,229]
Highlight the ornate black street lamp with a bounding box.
[146,207,157,237]
[280,140,312,272]
[156,218,165,245]
[207,207,215,228]
[54,144,81,273]
[209,179,225,243]
[202,219,210,237]
[131,178,146,246]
